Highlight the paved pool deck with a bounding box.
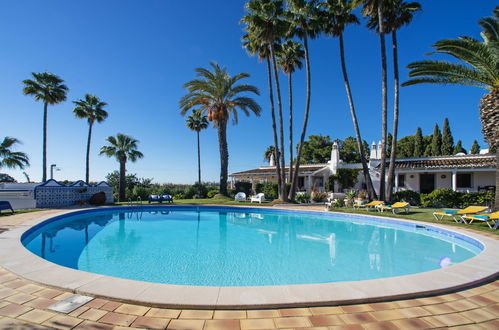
[0,207,497,329]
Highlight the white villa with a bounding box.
[229,141,496,195]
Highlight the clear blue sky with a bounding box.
[0,0,496,184]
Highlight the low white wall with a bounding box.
[0,190,36,210]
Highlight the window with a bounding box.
[457,173,472,188]
[314,177,324,188]
[298,177,305,189]
[397,174,406,187]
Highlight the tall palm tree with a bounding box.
[264,145,277,164]
[277,40,304,182]
[403,6,499,209]
[241,0,289,201]
[180,62,261,196]
[73,94,109,183]
[242,33,284,196]
[22,72,68,182]
[285,0,321,200]
[99,134,143,202]
[0,137,29,170]
[369,0,421,201]
[361,0,389,200]
[320,0,378,200]
[186,109,209,187]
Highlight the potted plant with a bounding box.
[345,190,357,207]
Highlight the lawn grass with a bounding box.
[0,209,41,217]
[329,207,498,235]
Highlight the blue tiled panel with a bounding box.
[35,186,113,208]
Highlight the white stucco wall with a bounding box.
[473,171,495,190]
[436,172,452,189]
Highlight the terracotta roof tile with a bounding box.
[392,155,495,170]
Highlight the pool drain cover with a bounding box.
[48,294,93,313]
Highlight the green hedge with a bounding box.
[419,188,494,208]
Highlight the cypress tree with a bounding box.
[423,143,432,157]
[470,140,480,154]
[441,118,454,155]
[431,124,442,156]
[413,127,423,157]
[453,140,467,154]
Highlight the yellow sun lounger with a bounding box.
[353,201,384,210]
[433,206,488,223]
[377,202,410,214]
[462,211,499,229]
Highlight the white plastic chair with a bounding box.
[251,193,265,203]
[234,192,247,202]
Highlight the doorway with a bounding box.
[420,173,435,193]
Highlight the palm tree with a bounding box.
[285,0,321,200]
[180,62,261,196]
[73,94,109,183]
[99,134,144,202]
[0,137,29,170]
[361,0,389,200]
[186,109,209,187]
[241,0,289,201]
[22,72,68,182]
[402,6,499,209]
[320,0,378,200]
[277,40,304,182]
[369,0,421,201]
[264,145,277,164]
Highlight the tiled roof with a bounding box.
[392,154,496,170]
[230,164,328,176]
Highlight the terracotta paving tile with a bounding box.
[362,321,400,330]
[467,295,496,307]
[101,301,122,311]
[84,298,108,309]
[339,312,378,325]
[394,299,423,308]
[480,319,499,329]
[79,308,109,321]
[146,308,182,319]
[309,314,344,326]
[423,302,458,314]
[213,310,247,319]
[240,318,276,329]
[53,292,74,301]
[274,316,311,328]
[131,315,170,329]
[43,314,84,329]
[0,317,41,329]
[35,288,65,299]
[5,292,36,304]
[0,301,9,309]
[99,312,137,327]
[3,279,28,289]
[0,287,17,299]
[167,319,205,330]
[114,303,150,316]
[369,309,406,321]
[0,303,32,318]
[438,293,465,302]
[309,306,343,315]
[341,304,373,313]
[444,299,480,311]
[421,313,473,327]
[398,306,432,318]
[279,307,312,317]
[459,308,497,323]
[73,320,114,330]
[368,302,399,311]
[179,309,214,319]
[68,306,90,317]
[18,309,56,324]
[24,297,58,309]
[204,319,241,330]
[246,309,280,318]
[327,325,363,330]
[0,274,18,283]
[17,283,44,294]
[392,318,433,330]
[416,296,446,305]
[482,303,499,316]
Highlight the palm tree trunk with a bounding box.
[197,130,201,185]
[386,30,400,201]
[119,158,126,202]
[42,102,48,182]
[270,45,288,202]
[289,33,312,201]
[265,56,283,195]
[85,122,93,183]
[378,3,388,201]
[288,73,294,186]
[217,118,229,196]
[338,34,378,200]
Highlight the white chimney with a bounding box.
[330,141,340,173]
[377,141,383,159]
[269,153,275,166]
[370,141,378,160]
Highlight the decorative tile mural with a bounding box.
[34,180,114,208]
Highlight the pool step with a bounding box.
[48,294,93,314]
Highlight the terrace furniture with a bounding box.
[462,211,499,229]
[353,200,384,210]
[433,206,488,223]
[378,202,410,214]
[161,194,173,203]
[234,192,247,202]
[148,195,161,203]
[251,193,265,204]
[0,201,14,214]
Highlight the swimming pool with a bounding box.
[21,206,482,287]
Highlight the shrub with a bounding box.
[235,182,252,195]
[261,182,278,200]
[392,190,421,205]
[207,189,219,198]
[460,191,494,207]
[329,198,345,208]
[420,188,460,208]
[254,183,264,194]
[311,190,328,202]
[173,193,184,200]
[295,193,310,204]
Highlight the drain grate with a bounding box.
[48,294,94,313]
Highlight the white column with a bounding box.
[394,172,399,193]
[452,170,457,191]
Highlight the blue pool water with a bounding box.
[21,206,482,286]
